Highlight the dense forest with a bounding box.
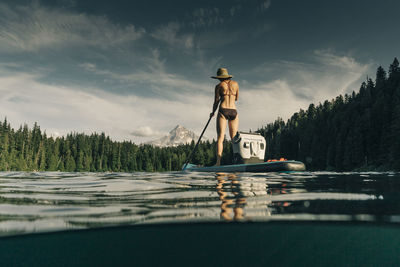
[0,58,399,172]
[0,120,234,172]
[259,58,400,171]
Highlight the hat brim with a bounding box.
[211,75,233,79]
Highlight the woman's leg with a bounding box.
[228,114,239,139]
[216,113,227,166]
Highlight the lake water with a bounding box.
[0,171,399,237]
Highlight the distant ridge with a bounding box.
[147,125,200,147]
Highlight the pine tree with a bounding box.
[375,66,387,88]
[389,57,400,80]
[65,148,76,171]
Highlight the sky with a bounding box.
[0,0,399,143]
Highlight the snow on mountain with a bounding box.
[147,125,201,147]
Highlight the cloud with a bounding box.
[0,3,145,52]
[0,67,215,143]
[0,2,374,142]
[0,2,219,106]
[189,7,223,28]
[78,51,212,100]
[238,80,308,130]
[186,4,246,28]
[0,48,371,143]
[242,50,371,103]
[131,126,163,137]
[150,22,194,49]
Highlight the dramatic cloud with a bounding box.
[243,50,371,102]
[0,1,382,143]
[78,54,211,100]
[0,3,145,52]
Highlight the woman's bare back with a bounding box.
[215,80,239,109]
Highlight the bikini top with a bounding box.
[220,80,236,97]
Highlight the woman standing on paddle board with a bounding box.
[210,68,239,166]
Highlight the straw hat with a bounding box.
[211,68,233,79]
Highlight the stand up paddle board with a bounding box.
[182,160,306,172]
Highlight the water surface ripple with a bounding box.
[0,171,398,236]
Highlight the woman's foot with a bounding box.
[214,155,221,166]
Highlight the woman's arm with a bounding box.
[235,82,239,101]
[210,85,220,117]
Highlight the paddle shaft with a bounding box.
[183,101,220,170]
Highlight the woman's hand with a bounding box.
[210,112,215,118]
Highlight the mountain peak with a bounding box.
[147,125,200,147]
[171,125,185,133]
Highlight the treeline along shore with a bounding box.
[0,58,399,172]
[0,121,232,172]
[0,122,216,172]
[259,58,400,171]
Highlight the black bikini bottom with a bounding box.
[219,108,237,120]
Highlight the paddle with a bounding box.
[182,100,221,170]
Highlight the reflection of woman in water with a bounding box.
[216,173,271,221]
[216,173,246,221]
[210,68,239,166]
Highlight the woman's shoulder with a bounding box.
[230,80,239,89]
